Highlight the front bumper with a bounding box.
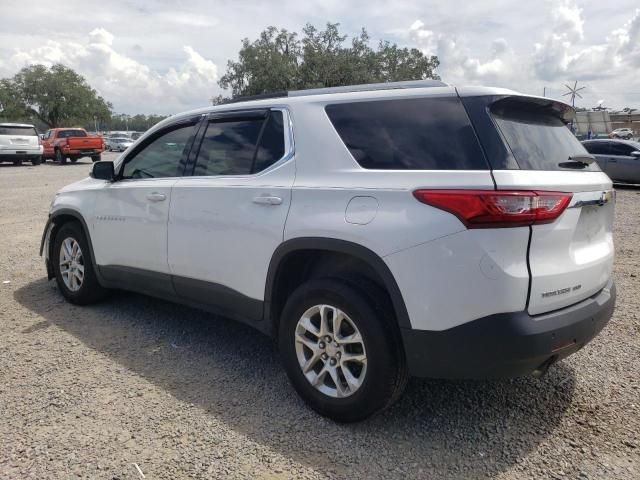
[402,279,616,378]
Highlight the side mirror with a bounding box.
[631,151,640,159]
[91,161,115,181]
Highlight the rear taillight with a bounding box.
[413,190,572,228]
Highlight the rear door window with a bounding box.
[490,98,600,171]
[193,110,286,176]
[325,97,488,170]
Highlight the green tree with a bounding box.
[218,22,440,99]
[0,79,30,121]
[2,64,112,128]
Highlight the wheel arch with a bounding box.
[41,209,101,282]
[264,237,412,334]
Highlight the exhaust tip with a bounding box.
[532,356,557,378]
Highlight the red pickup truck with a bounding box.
[42,128,104,164]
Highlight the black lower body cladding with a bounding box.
[402,279,616,379]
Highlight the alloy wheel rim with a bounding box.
[294,304,367,398]
[59,237,84,292]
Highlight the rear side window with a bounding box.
[609,142,636,156]
[0,126,37,136]
[491,99,600,171]
[325,97,487,170]
[194,110,286,176]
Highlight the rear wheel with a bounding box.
[70,157,79,163]
[55,149,66,165]
[12,159,22,166]
[31,156,42,166]
[91,155,101,162]
[279,278,408,422]
[52,222,107,304]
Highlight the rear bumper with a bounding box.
[63,149,102,155]
[402,279,616,378]
[0,152,41,161]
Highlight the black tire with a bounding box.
[52,221,107,305]
[55,149,66,165]
[31,156,42,166]
[70,157,79,163]
[279,278,408,422]
[91,155,101,162]
[13,159,22,166]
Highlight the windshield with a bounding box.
[0,126,38,136]
[491,98,600,171]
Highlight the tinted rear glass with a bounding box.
[0,126,37,136]
[491,99,600,171]
[325,97,487,170]
[58,130,88,138]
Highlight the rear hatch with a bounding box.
[461,93,614,315]
[0,125,40,150]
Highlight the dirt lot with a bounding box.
[1,156,639,479]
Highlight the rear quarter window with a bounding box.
[325,97,488,170]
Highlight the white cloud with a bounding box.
[0,28,218,115]
[408,20,518,84]
[1,0,640,111]
[406,2,640,108]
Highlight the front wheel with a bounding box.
[279,278,408,422]
[70,157,79,163]
[91,155,101,162]
[52,222,107,304]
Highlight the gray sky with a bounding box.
[1,0,638,114]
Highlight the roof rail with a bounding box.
[287,79,448,97]
[225,91,287,103]
[225,79,448,104]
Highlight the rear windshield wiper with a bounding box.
[558,155,595,169]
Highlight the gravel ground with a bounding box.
[1,155,639,479]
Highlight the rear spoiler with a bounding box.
[489,95,575,124]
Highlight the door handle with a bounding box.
[252,195,282,205]
[146,192,166,202]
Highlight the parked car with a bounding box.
[105,137,133,152]
[42,128,104,164]
[40,81,616,422]
[0,123,42,165]
[609,128,634,140]
[582,139,640,183]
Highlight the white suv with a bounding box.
[41,81,616,422]
[0,123,43,165]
